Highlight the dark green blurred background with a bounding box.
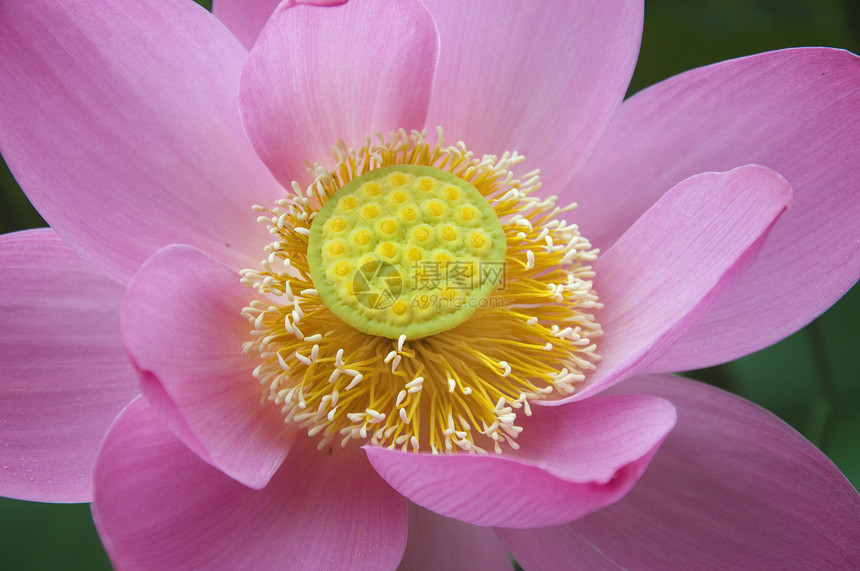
[1,0,858,569]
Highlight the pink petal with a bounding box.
[497,374,860,569]
[213,0,347,50]
[398,503,511,571]
[239,0,439,188]
[569,48,860,370]
[422,0,642,188]
[365,394,676,528]
[212,0,281,50]
[571,165,792,400]
[94,397,407,570]
[0,229,138,502]
[0,0,283,283]
[120,245,292,489]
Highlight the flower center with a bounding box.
[240,129,603,454]
[307,164,507,339]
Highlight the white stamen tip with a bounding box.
[405,377,424,390]
[366,409,386,423]
[495,397,507,411]
[276,353,290,372]
[345,374,363,391]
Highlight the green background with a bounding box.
[1,0,858,569]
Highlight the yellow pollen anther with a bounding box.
[427,201,444,217]
[386,272,402,287]
[380,219,398,234]
[353,229,371,245]
[362,204,380,220]
[391,300,407,315]
[380,241,397,258]
[458,206,476,221]
[339,195,357,211]
[363,182,381,196]
[434,251,452,264]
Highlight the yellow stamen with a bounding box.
[240,129,602,454]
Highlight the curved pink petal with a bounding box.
[365,394,676,528]
[213,0,348,50]
[213,0,281,50]
[0,0,283,284]
[422,0,642,189]
[94,397,407,570]
[0,229,138,502]
[398,503,511,571]
[568,48,860,370]
[569,165,792,400]
[498,374,860,569]
[121,245,292,489]
[239,0,439,188]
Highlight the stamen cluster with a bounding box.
[241,129,602,454]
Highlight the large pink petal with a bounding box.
[398,503,511,571]
[422,0,642,188]
[570,165,792,400]
[214,0,348,50]
[569,48,860,370]
[365,394,676,528]
[0,229,138,502]
[239,0,439,188]
[0,0,283,283]
[498,374,860,569]
[121,245,292,489]
[94,397,407,570]
[212,0,281,50]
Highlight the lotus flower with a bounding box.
[1,0,858,568]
